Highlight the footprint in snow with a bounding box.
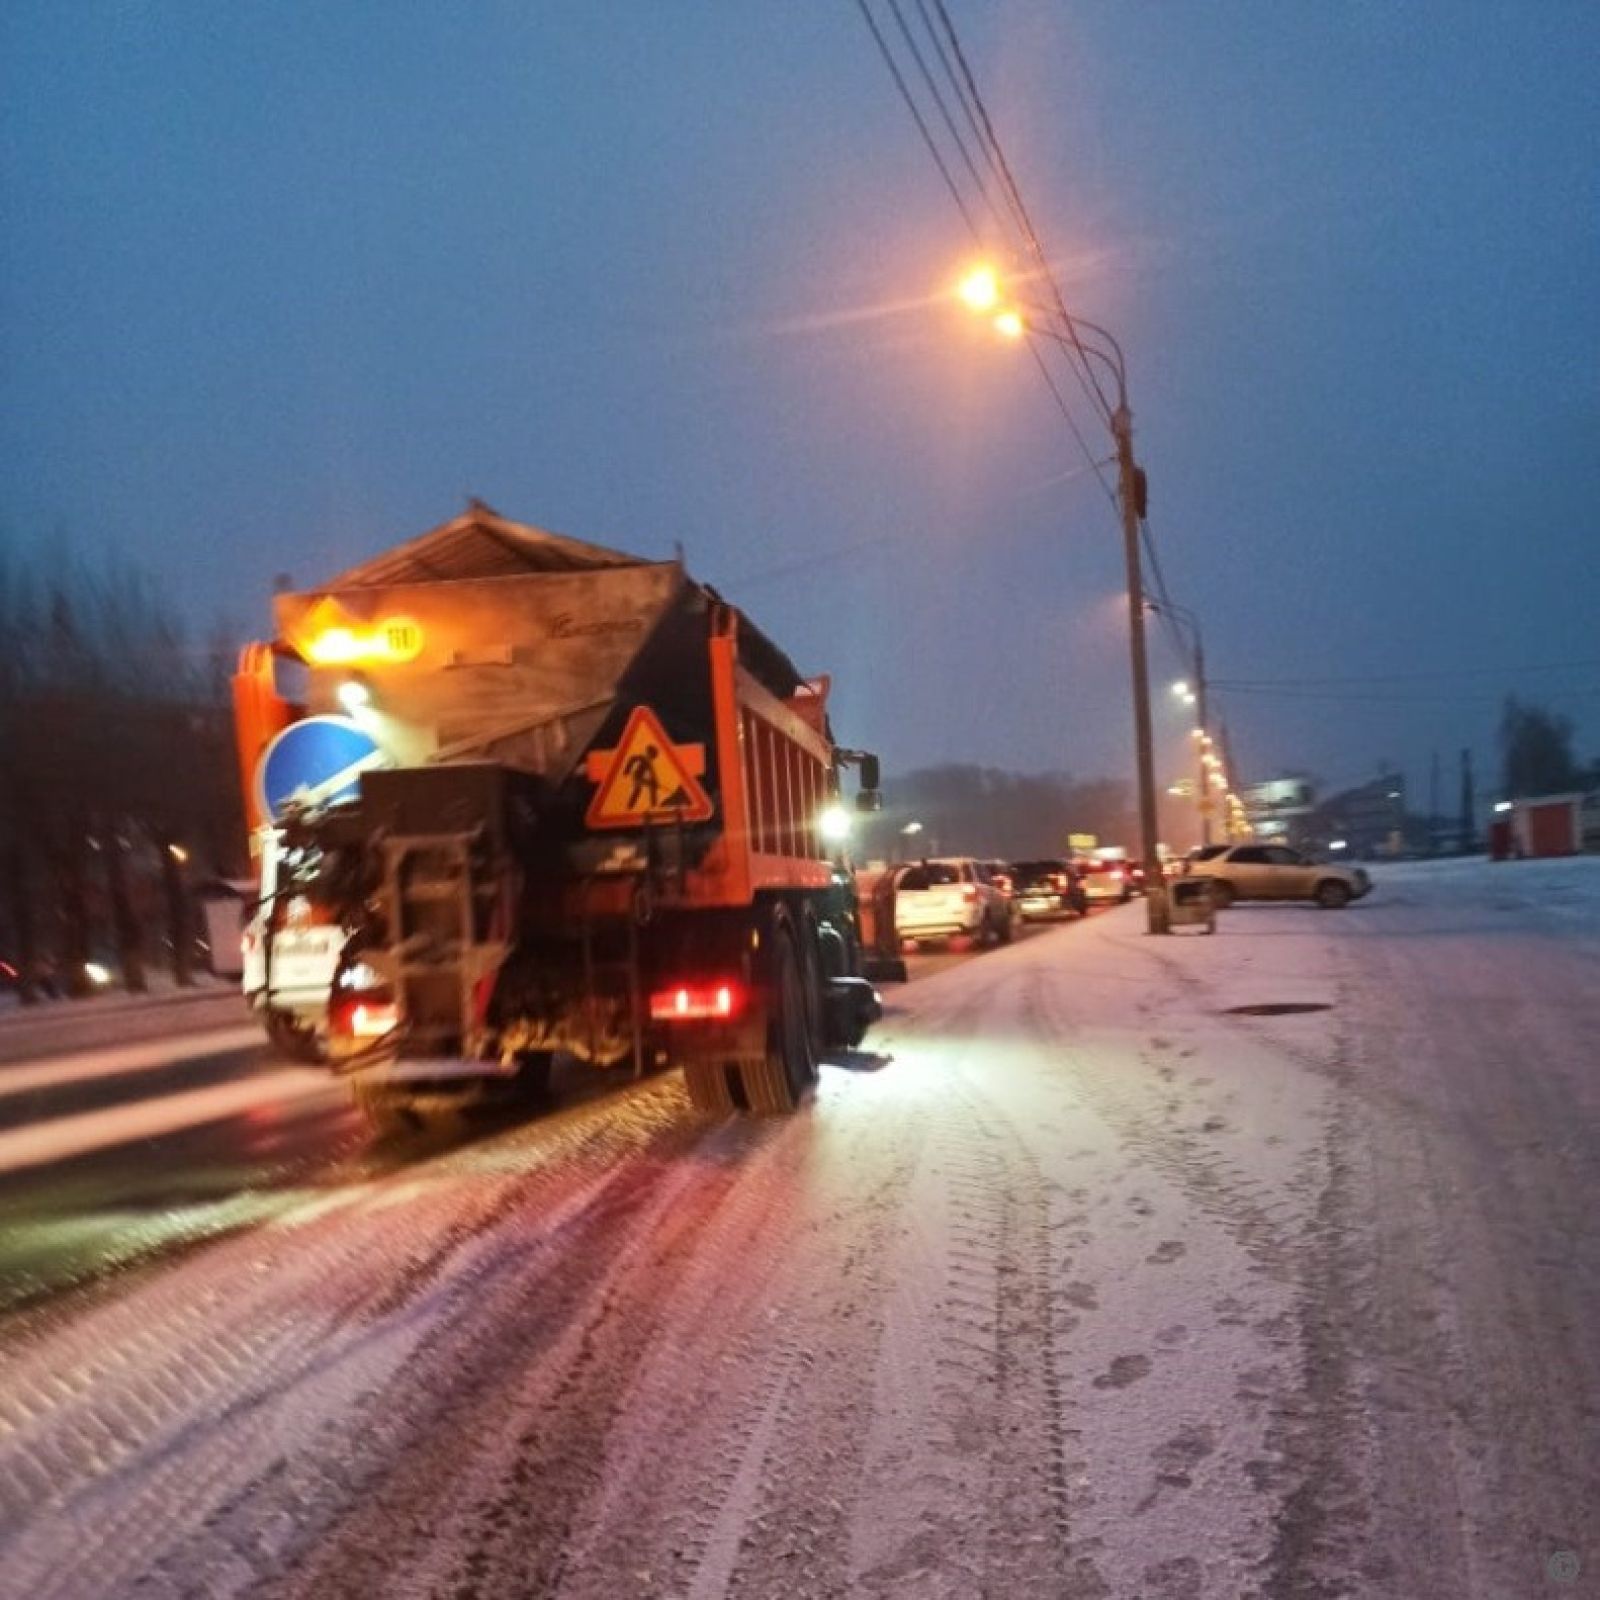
[1148,1240,1187,1265]
[1093,1353,1153,1389]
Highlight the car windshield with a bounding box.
[1190,845,1229,861]
[898,862,962,890]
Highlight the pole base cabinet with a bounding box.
[1162,878,1217,934]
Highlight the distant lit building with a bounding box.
[1243,775,1317,847]
[1305,773,1407,858]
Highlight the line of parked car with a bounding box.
[888,839,1373,953]
[890,853,1139,951]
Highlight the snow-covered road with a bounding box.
[2,858,1597,1599]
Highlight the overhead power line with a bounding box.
[853,0,1121,511]
[926,0,1117,425]
[1212,657,1600,689]
[851,0,984,241]
[883,0,1013,241]
[1210,682,1600,707]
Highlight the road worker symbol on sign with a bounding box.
[585,705,714,829]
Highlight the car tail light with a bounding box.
[649,982,744,1022]
[330,995,398,1039]
[1049,873,1067,889]
[961,885,978,902]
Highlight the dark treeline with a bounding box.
[1499,696,1599,798]
[866,765,1137,862]
[0,534,246,1002]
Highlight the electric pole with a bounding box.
[1113,404,1168,933]
[1429,749,1441,855]
[1194,635,1211,847]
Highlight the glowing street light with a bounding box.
[957,265,1002,312]
[993,308,1025,340]
[1172,680,1190,697]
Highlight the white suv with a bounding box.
[1184,844,1370,909]
[894,858,1016,947]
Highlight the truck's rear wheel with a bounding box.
[742,920,814,1114]
[350,1076,421,1138]
[349,1076,475,1139]
[796,909,828,1063]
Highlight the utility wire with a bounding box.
[1138,519,1191,667]
[857,0,1196,660]
[910,0,1036,262]
[923,0,1193,647]
[1027,343,1118,513]
[855,0,1120,511]
[929,0,1118,425]
[1212,657,1600,688]
[884,0,1013,242]
[1210,683,1600,707]
[852,0,984,242]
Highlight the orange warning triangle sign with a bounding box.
[584,705,714,830]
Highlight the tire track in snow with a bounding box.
[834,968,1106,1599]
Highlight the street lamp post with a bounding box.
[986,296,1168,932]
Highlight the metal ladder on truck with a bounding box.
[380,829,509,1065]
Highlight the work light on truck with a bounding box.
[649,983,745,1022]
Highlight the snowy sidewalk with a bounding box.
[0,981,248,1066]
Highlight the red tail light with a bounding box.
[330,996,398,1039]
[1049,873,1067,889]
[650,982,744,1022]
[961,885,978,902]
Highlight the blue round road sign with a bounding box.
[256,715,386,823]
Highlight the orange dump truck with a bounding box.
[232,505,883,1131]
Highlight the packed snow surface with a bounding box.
[1,856,1597,1598]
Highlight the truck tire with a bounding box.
[512,1050,555,1101]
[742,920,814,1114]
[349,1076,422,1138]
[350,1077,475,1140]
[264,1010,325,1064]
[797,909,828,1063]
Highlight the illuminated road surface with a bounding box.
[1,862,1598,1599]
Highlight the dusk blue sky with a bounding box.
[3,2,1597,807]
